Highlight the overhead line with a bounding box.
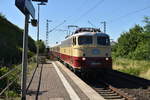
[76,0,90,10]
[109,5,150,23]
[64,0,90,22]
[73,0,105,23]
[48,20,66,33]
[88,20,97,27]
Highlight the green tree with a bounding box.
[115,25,143,58]
[0,13,6,19]
[113,17,150,60]
[143,16,150,33]
[36,40,46,53]
[133,40,150,60]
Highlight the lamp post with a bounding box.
[37,2,46,66]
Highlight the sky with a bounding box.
[0,0,150,47]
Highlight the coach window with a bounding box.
[97,36,110,45]
[78,36,92,45]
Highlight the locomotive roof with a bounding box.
[74,27,101,33]
[51,28,109,48]
[66,27,109,38]
[70,32,109,37]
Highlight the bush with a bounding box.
[132,42,150,60]
[0,67,9,89]
[0,15,36,67]
[4,90,18,97]
[0,67,21,97]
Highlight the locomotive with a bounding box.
[50,27,112,74]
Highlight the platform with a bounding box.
[26,61,105,100]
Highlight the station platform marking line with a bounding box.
[52,62,80,100]
[56,61,105,100]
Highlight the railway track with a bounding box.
[93,80,134,100]
[103,70,150,100]
[60,61,150,100]
[86,75,134,100]
[81,69,150,100]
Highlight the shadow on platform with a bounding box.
[27,90,47,96]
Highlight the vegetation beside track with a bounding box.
[0,13,36,67]
[112,17,150,80]
[0,65,21,99]
[113,58,150,80]
[0,56,37,99]
[0,13,46,99]
[112,17,150,60]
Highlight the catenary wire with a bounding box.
[73,0,105,24]
[109,5,150,23]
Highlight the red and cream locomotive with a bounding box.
[50,27,112,74]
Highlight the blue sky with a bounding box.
[0,0,150,46]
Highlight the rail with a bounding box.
[96,79,134,100]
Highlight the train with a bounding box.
[50,27,112,75]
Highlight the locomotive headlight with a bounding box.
[106,57,109,60]
[82,57,86,61]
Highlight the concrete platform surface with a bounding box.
[26,61,105,100]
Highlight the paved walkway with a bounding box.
[27,62,71,100]
[26,61,104,100]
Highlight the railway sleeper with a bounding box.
[106,99,125,100]
[99,91,115,94]
[100,93,118,96]
[97,89,112,92]
[103,95,123,99]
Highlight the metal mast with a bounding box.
[46,20,52,48]
[101,21,106,33]
[46,20,49,48]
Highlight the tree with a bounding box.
[36,40,46,54]
[143,16,150,33]
[0,13,6,19]
[114,25,144,58]
[133,40,150,60]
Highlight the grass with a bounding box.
[113,58,150,80]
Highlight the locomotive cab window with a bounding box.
[78,36,92,45]
[97,36,110,45]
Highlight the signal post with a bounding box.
[15,0,48,100]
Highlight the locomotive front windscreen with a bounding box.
[78,36,92,45]
[97,36,110,45]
